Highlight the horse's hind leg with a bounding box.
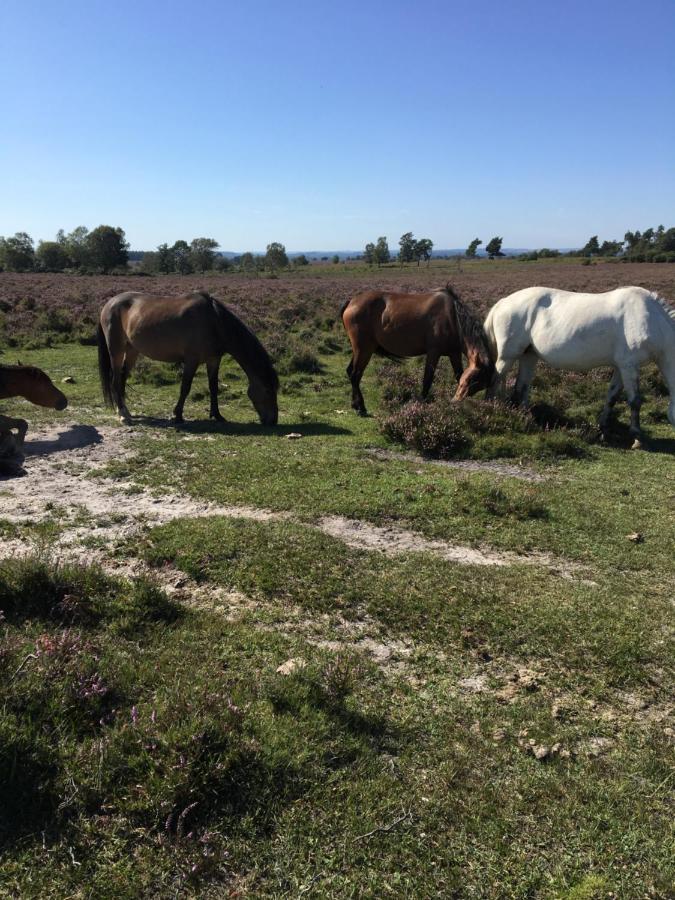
[207,357,225,421]
[421,350,441,399]
[656,354,675,427]
[598,369,623,432]
[618,366,643,447]
[172,359,199,424]
[118,346,139,421]
[349,347,374,416]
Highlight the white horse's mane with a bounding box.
[652,293,675,324]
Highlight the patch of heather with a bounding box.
[0,261,672,350]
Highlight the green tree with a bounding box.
[171,240,193,274]
[485,236,504,259]
[415,238,434,266]
[466,238,482,258]
[363,242,375,265]
[156,242,175,274]
[238,252,256,274]
[0,232,35,271]
[294,254,310,267]
[374,236,390,267]
[265,242,288,272]
[189,237,219,272]
[59,226,90,268]
[599,239,623,257]
[658,228,675,251]
[580,235,600,257]
[332,254,340,264]
[36,240,69,271]
[86,225,129,273]
[398,232,416,265]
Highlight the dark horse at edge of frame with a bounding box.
[0,363,68,442]
[97,291,279,425]
[340,283,494,415]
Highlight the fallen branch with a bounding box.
[352,808,412,842]
[11,653,38,680]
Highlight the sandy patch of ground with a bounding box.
[1,423,584,579]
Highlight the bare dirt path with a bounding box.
[1,423,582,577]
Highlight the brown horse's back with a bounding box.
[343,290,458,357]
[101,292,223,364]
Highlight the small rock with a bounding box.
[533,745,550,760]
[492,728,507,742]
[276,657,306,676]
[285,432,302,440]
[626,532,644,543]
[62,375,75,384]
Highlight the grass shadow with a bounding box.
[129,415,352,437]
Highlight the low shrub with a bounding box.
[377,363,596,460]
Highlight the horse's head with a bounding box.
[453,359,495,400]
[22,366,68,410]
[248,376,278,426]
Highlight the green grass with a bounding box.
[1,308,674,897]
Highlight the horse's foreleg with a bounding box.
[510,352,538,406]
[207,357,225,421]
[598,369,623,431]
[421,350,441,399]
[173,360,199,423]
[618,366,643,446]
[0,413,27,444]
[449,350,463,383]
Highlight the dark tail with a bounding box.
[97,322,115,407]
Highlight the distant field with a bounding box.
[1,259,673,898]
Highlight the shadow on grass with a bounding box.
[129,415,352,437]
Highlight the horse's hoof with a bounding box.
[119,415,131,425]
[630,438,644,450]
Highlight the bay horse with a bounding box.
[97,291,279,425]
[0,363,68,443]
[340,284,494,415]
[484,286,675,444]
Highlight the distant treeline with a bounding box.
[2,224,674,274]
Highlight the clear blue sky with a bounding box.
[2,0,674,251]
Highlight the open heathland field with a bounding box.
[0,260,673,898]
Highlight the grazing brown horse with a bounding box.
[341,284,494,415]
[0,363,68,442]
[97,291,279,425]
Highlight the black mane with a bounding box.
[211,299,279,391]
[442,284,493,364]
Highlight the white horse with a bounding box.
[484,286,675,444]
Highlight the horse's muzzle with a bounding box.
[56,396,68,411]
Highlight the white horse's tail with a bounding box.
[650,295,675,427]
[483,307,498,362]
